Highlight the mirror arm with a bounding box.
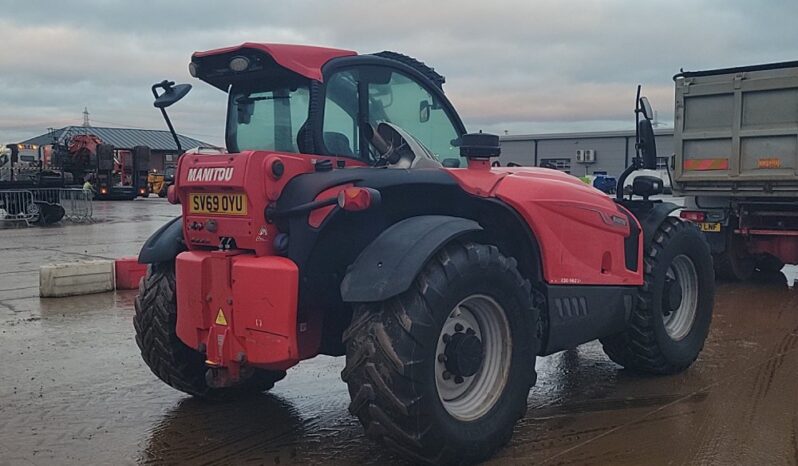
[151,81,183,155]
[160,107,183,155]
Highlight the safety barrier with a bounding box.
[0,188,94,226]
[0,190,37,226]
[54,188,93,222]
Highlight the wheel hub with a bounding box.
[661,254,699,341]
[434,294,512,422]
[664,277,683,313]
[443,331,483,377]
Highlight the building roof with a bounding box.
[19,126,211,152]
[500,128,674,142]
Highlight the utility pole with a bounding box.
[82,107,91,127]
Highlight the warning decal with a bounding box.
[215,308,228,326]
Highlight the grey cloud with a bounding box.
[2,0,798,144]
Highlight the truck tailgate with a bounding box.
[674,62,798,196]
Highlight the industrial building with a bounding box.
[499,128,674,177]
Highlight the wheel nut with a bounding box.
[437,354,447,363]
[442,371,452,380]
[454,323,464,332]
[454,376,464,384]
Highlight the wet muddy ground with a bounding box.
[1,199,797,465]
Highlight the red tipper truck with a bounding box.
[674,61,798,280]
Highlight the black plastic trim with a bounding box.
[138,216,185,264]
[340,215,482,302]
[540,284,636,356]
[674,60,798,80]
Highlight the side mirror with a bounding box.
[639,96,653,120]
[419,100,431,123]
[442,158,460,168]
[152,80,192,108]
[236,97,255,125]
[638,119,658,169]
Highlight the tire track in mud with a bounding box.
[530,339,798,465]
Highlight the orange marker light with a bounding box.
[337,187,380,212]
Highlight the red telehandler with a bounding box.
[135,43,714,464]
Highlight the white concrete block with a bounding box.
[40,260,116,297]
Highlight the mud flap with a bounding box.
[340,215,482,303]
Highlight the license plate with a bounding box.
[188,193,248,216]
[698,222,721,232]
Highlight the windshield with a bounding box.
[227,84,310,153]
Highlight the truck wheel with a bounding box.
[134,262,285,399]
[755,254,784,274]
[601,217,714,374]
[342,242,538,464]
[713,230,754,281]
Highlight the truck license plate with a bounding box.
[698,222,721,232]
[189,193,248,216]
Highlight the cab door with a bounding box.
[320,57,466,163]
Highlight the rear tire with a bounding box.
[134,262,285,399]
[601,218,715,374]
[714,229,754,281]
[342,242,538,464]
[755,254,784,274]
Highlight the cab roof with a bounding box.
[192,43,357,82]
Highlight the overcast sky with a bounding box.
[2,0,798,146]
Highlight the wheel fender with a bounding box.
[138,216,185,264]
[340,215,482,303]
[635,202,680,249]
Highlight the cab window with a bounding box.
[368,71,460,160]
[322,71,359,157]
[322,66,461,161]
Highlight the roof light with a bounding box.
[188,62,199,77]
[229,56,250,73]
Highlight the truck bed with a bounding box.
[673,61,798,197]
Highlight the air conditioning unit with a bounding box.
[575,149,585,163]
[584,149,595,163]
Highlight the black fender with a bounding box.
[340,215,482,303]
[631,202,680,249]
[138,216,185,264]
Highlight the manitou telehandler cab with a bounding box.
[135,43,714,464]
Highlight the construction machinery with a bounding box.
[135,43,714,464]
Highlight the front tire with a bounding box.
[134,262,285,399]
[342,242,538,464]
[601,217,715,374]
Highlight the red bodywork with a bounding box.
[193,43,357,82]
[173,151,365,378]
[447,165,643,286]
[172,150,643,380]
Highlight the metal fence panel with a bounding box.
[0,190,37,226]
[58,188,94,222]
